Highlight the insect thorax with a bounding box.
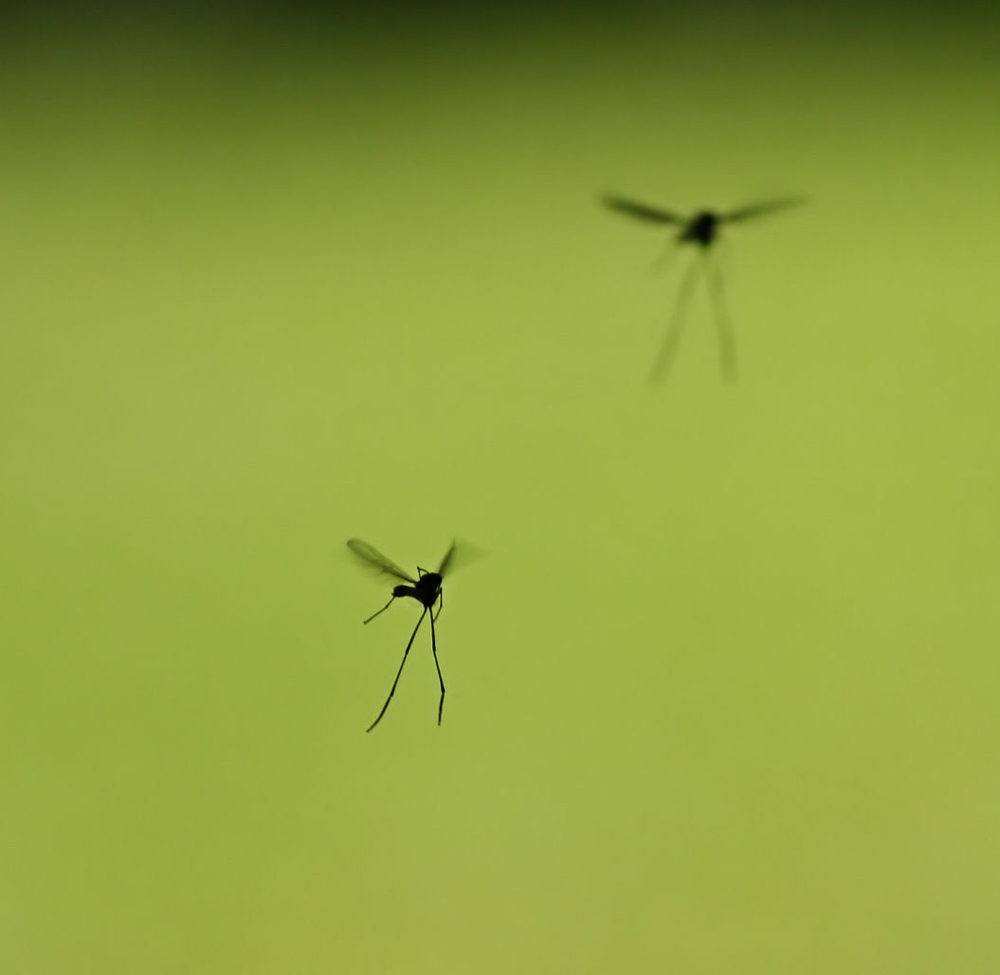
[682,212,719,246]
[413,573,442,606]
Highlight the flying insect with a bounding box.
[603,194,805,382]
[347,538,458,732]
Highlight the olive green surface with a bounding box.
[3,8,999,973]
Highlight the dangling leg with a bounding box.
[363,595,396,625]
[648,253,702,385]
[706,250,737,383]
[649,238,681,276]
[429,608,446,726]
[432,589,444,622]
[366,607,428,732]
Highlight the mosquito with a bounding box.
[602,194,805,383]
[347,537,457,732]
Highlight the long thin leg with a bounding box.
[432,589,444,622]
[649,238,681,276]
[648,254,702,385]
[363,595,397,625]
[429,608,445,725]
[366,607,427,732]
[705,251,737,383]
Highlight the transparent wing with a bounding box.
[722,197,806,224]
[347,538,418,584]
[436,540,458,577]
[602,194,685,225]
[431,539,485,579]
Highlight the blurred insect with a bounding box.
[347,537,458,732]
[602,194,805,383]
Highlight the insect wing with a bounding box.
[347,538,418,584]
[722,197,806,224]
[436,540,458,578]
[602,194,685,225]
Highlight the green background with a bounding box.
[3,4,999,972]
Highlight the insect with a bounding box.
[347,537,457,732]
[602,194,805,383]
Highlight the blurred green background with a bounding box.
[3,3,999,972]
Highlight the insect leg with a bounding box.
[429,607,445,726]
[649,238,681,276]
[366,606,428,732]
[432,588,444,622]
[648,253,702,385]
[705,250,737,383]
[363,595,397,625]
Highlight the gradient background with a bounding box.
[3,2,1000,972]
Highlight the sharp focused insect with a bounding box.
[602,194,805,383]
[347,538,458,732]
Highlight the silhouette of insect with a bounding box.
[602,194,805,383]
[347,538,458,732]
